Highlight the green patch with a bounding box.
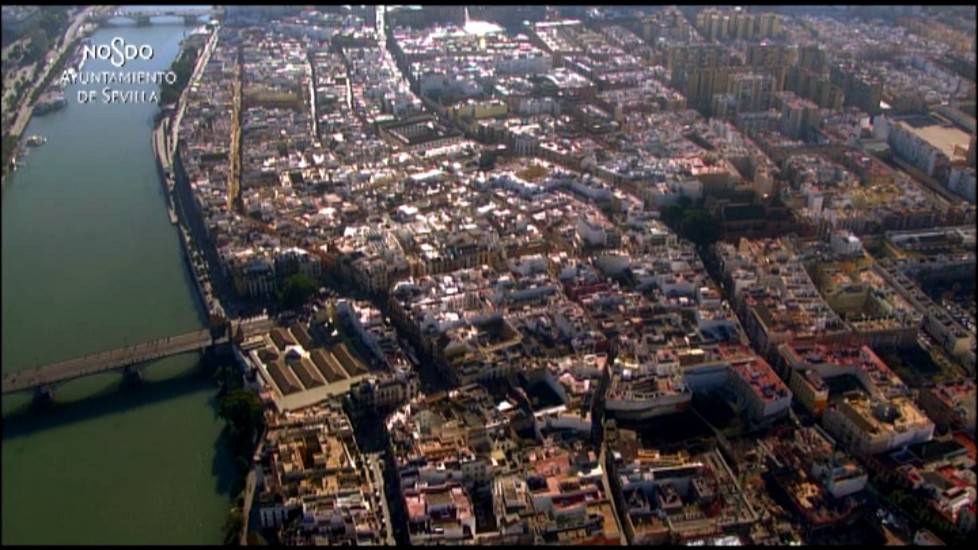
[28,37,78,105]
[217,388,264,474]
[660,198,722,246]
[2,133,19,172]
[159,45,200,105]
[275,273,318,310]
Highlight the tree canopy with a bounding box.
[660,198,722,246]
[680,209,722,246]
[218,389,263,442]
[25,28,49,63]
[159,46,200,105]
[276,273,318,310]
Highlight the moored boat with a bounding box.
[25,135,47,147]
[33,91,67,116]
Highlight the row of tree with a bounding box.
[215,363,262,545]
[276,273,318,310]
[660,196,723,246]
[214,357,262,544]
[159,45,201,105]
[14,7,70,66]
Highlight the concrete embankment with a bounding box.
[151,118,179,225]
[152,27,232,325]
[153,123,214,325]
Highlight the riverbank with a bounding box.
[152,25,269,545]
[2,16,238,542]
[2,7,95,184]
[152,26,227,327]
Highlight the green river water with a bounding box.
[1,13,236,544]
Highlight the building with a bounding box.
[822,392,934,456]
[758,425,867,531]
[811,261,923,350]
[606,427,759,544]
[255,402,394,545]
[779,92,822,141]
[404,483,476,544]
[948,166,976,204]
[779,342,912,416]
[872,438,977,535]
[874,114,972,183]
[716,238,849,356]
[918,380,977,434]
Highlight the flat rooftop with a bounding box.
[901,118,970,161]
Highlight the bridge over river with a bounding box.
[87,7,222,26]
[1,316,274,397]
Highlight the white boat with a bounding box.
[25,135,47,147]
[33,91,67,115]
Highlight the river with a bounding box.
[1,10,237,545]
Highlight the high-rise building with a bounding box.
[786,65,845,111]
[669,44,739,114]
[798,44,827,72]
[831,65,883,115]
[728,72,777,114]
[747,43,795,91]
[780,93,822,140]
[756,13,780,39]
[733,10,753,40]
[695,8,779,42]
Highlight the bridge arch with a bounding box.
[88,8,221,27]
[1,328,216,397]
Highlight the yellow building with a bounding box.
[452,99,508,121]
